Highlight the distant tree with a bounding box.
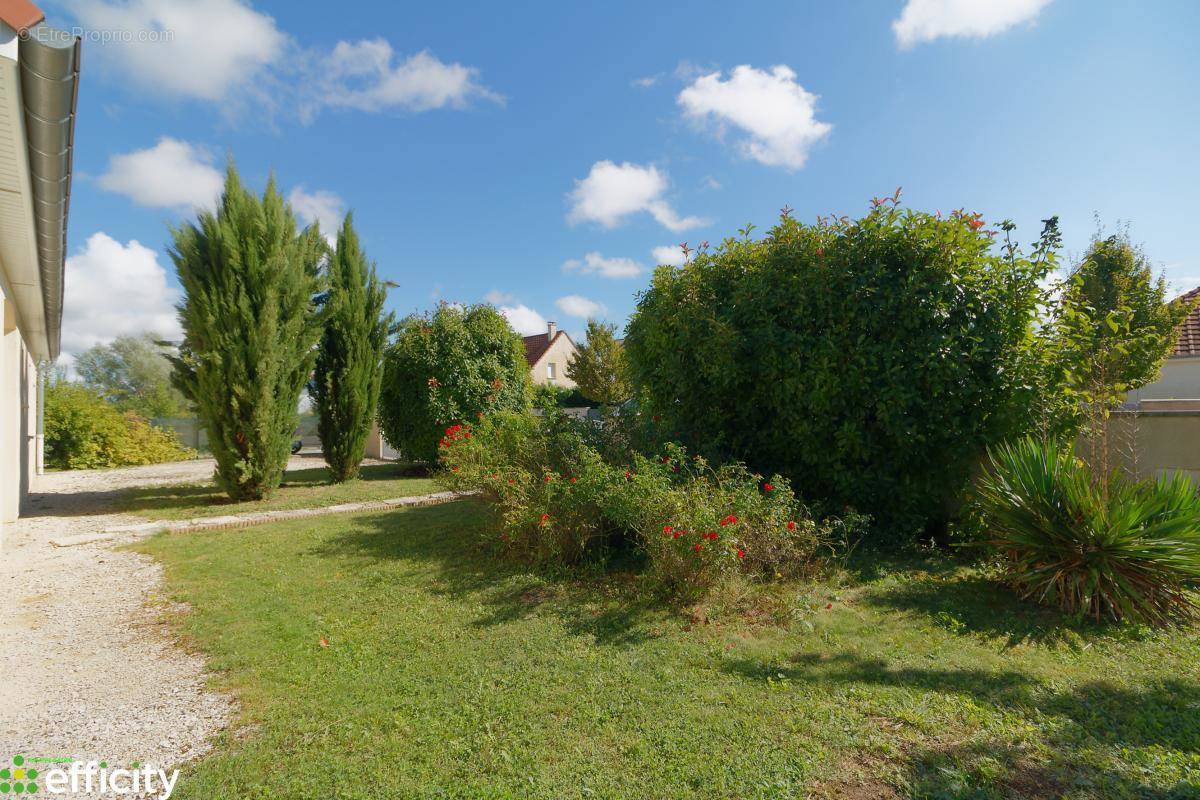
[74,332,191,418]
[1047,229,1195,491]
[566,320,631,407]
[169,164,325,501]
[378,303,529,462]
[309,214,393,482]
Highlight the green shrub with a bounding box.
[439,411,865,593]
[310,214,393,482]
[170,165,324,501]
[625,196,1060,539]
[531,383,589,409]
[378,303,530,462]
[45,383,196,470]
[974,437,1200,626]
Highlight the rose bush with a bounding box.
[439,410,866,593]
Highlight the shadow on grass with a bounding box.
[840,550,1155,650]
[24,462,426,518]
[723,648,1200,798]
[309,500,666,647]
[125,462,423,515]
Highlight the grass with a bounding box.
[136,501,1200,799]
[114,462,438,520]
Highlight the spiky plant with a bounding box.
[170,164,325,501]
[975,437,1200,626]
[310,214,393,482]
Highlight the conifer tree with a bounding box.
[310,214,393,482]
[170,164,325,500]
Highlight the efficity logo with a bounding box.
[1,755,179,798]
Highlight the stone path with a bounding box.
[0,454,440,794]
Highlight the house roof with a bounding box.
[0,0,44,31]
[1172,287,1200,358]
[522,331,573,366]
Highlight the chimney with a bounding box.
[547,321,557,339]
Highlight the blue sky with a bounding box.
[50,0,1200,358]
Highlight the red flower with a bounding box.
[544,474,552,483]
[826,603,833,609]
[763,483,774,492]
[540,513,550,523]
[786,520,796,531]
[693,543,703,552]
[625,470,632,480]
[464,431,471,439]
[968,217,984,230]
[570,476,577,484]
[451,466,459,472]
[507,479,515,485]
[663,525,673,534]
[672,532,681,539]
[736,549,745,559]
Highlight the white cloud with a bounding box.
[305,43,502,118]
[651,245,686,267]
[562,252,644,279]
[678,65,831,171]
[74,0,288,103]
[61,233,182,358]
[96,137,223,211]
[567,161,706,232]
[73,2,499,122]
[555,295,606,319]
[500,304,547,336]
[484,289,515,305]
[288,186,345,242]
[893,0,1053,48]
[632,74,660,88]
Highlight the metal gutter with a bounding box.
[18,22,78,361]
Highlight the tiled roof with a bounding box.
[0,0,44,31]
[523,333,551,366]
[1172,287,1200,357]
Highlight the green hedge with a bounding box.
[45,383,196,470]
[625,198,1059,538]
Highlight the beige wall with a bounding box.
[1,295,22,526]
[1108,411,1200,484]
[532,335,578,389]
[1,292,41,540]
[1127,356,1200,403]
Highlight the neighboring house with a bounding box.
[0,1,80,541]
[523,321,578,388]
[1126,286,1200,410]
[1112,287,1200,482]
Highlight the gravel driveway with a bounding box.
[0,457,299,784]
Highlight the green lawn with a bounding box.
[114,462,437,520]
[136,501,1200,799]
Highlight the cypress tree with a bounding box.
[310,213,393,482]
[169,164,325,501]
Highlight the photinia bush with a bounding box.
[625,193,1061,539]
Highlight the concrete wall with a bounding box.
[1127,356,1200,403]
[1,291,43,545]
[1107,410,1200,484]
[532,334,578,389]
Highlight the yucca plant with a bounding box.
[975,437,1200,626]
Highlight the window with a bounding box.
[547,362,557,380]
